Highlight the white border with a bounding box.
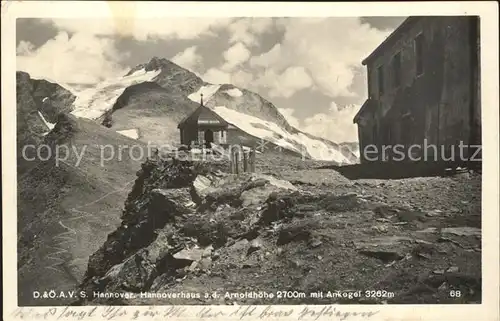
[2,1,499,320]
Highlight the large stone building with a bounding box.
[353,16,481,164]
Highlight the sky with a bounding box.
[16,17,406,143]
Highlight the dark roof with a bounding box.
[361,17,419,66]
[177,104,229,129]
[353,98,375,124]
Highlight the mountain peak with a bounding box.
[125,56,187,77]
[145,56,173,71]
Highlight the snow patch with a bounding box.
[37,111,55,131]
[295,133,348,163]
[212,106,350,163]
[188,84,221,103]
[117,129,139,140]
[224,88,243,97]
[71,68,161,120]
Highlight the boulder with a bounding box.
[150,188,194,215]
[441,227,481,237]
[173,246,205,262]
[190,175,214,204]
[397,210,427,222]
[191,172,297,210]
[240,185,283,207]
[247,238,264,255]
[373,205,408,219]
[355,236,413,262]
[276,221,319,245]
[320,193,362,212]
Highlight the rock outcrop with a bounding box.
[78,158,307,304]
[76,157,481,305]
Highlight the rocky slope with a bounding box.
[17,110,146,305]
[76,154,481,305]
[16,71,76,175]
[71,57,356,164]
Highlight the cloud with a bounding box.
[171,46,203,72]
[203,68,231,84]
[250,18,390,99]
[302,103,361,143]
[46,17,234,41]
[256,66,313,98]
[203,42,253,85]
[227,18,274,47]
[221,42,251,71]
[280,102,361,143]
[16,41,35,55]
[202,67,254,87]
[17,31,127,85]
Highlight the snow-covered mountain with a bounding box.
[28,57,358,164]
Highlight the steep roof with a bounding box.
[177,104,229,129]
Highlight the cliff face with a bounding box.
[16,71,76,175]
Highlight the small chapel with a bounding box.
[177,94,229,148]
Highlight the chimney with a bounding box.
[200,93,204,107]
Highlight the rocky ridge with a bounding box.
[77,156,482,305]
[16,71,76,174]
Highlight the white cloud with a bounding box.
[46,17,234,41]
[279,102,361,143]
[230,69,254,87]
[17,31,127,85]
[256,66,313,98]
[221,42,251,71]
[227,18,274,47]
[203,42,253,86]
[249,18,390,98]
[16,41,35,55]
[203,68,231,84]
[171,46,203,72]
[202,67,254,88]
[303,103,361,143]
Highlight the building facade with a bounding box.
[178,95,230,148]
[354,16,481,163]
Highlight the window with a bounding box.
[220,130,226,143]
[391,52,402,88]
[377,65,385,96]
[415,33,424,76]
